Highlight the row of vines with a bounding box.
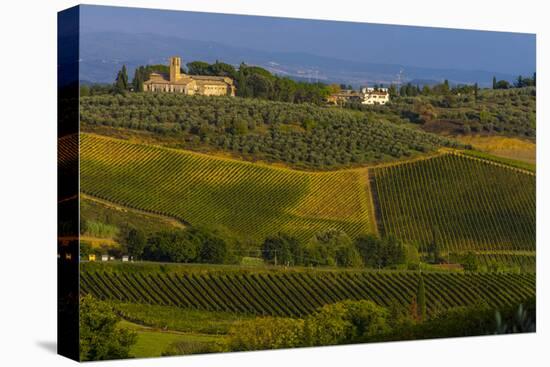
[79,134,373,241]
[80,268,535,317]
[371,153,535,252]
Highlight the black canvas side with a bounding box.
[57,5,80,362]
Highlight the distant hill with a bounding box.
[80,31,516,87]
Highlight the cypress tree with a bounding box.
[492,76,497,89]
[121,64,128,89]
[132,67,144,92]
[114,65,129,94]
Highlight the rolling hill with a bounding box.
[79,134,376,242]
[370,152,535,252]
[78,133,535,254]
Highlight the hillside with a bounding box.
[80,262,535,317]
[80,93,459,170]
[358,87,536,139]
[370,152,535,252]
[79,134,376,242]
[78,134,535,256]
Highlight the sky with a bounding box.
[80,5,536,75]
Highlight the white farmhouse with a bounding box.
[361,87,390,105]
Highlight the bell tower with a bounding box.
[169,56,181,82]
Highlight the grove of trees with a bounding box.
[260,230,412,269]
[121,227,233,264]
[80,93,458,169]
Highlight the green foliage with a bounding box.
[304,300,390,345]
[194,228,230,264]
[125,228,146,259]
[225,299,535,351]
[495,80,511,89]
[131,64,170,93]
[514,73,536,88]
[162,340,225,356]
[81,263,535,318]
[304,229,361,267]
[145,229,200,263]
[80,85,90,97]
[228,300,389,350]
[354,235,406,268]
[494,303,536,334]
[371,153,535,253]
[140,228,230,264]
[455,252,535,273]
[82,220,118,238]
[461,251,479,272]
[416,276,427,321]
[79,295,137,361]
[350,86,536,138]
[403,243,420,267]
[395,299,535,340]
[114,302,254,335]
[261,233,303,266]
[80,93,458,169]
[334,241,363,267]
[229,317,304,351]
[114,65,129,94]
[80,197,180,236]
[186,61,214,76]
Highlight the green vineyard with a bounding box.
[371,153,535,252]
[79,134,375,242]
[80,264,535,317]
[473,253,536,270]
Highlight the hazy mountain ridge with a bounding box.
[80,31,516,87]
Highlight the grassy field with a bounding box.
[81,262,535,317]
[456,135,536,166]
[371,152,535,252]
[115,302,254,334]
[459,149,536,173]
[80,133,376,242]
[81,195,185,236]
[118,320,223,358]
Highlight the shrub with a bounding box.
[79,295,137,361]
[228,317,305,351]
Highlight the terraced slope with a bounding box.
[80,265,535,317]
[79,134,375,241]
[371,153,535,252]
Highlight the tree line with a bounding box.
[261,230,417,269]
[105,61,334,105]
[110,225,419,270]
[493,73,536,90]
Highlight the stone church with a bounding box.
[144,56,236,96]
